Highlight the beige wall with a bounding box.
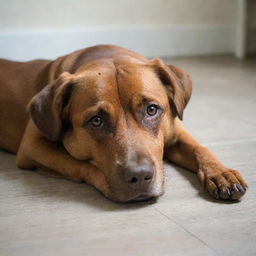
[0,0,241,60]
[0,0,236,31]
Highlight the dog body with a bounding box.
[0,45,247,202]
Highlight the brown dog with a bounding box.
[0,45,247,202]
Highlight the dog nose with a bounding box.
[124,159,154,186]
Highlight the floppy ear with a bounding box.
[151,58,192,120]
[29,72,76,141]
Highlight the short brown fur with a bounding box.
[0,45,247,202]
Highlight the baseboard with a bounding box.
[0,25,235,61]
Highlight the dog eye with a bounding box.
[147,104,158,116]
[89,115,103,127]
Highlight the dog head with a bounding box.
[29,55,192,202]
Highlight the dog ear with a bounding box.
[151,58,192,120]
[29,72,76,141]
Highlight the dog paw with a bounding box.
[198,168,247,200]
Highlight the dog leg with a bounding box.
[164,119,247,200]
[16,120,107,191]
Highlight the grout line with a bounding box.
[153,206,219,255]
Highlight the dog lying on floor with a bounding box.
[0,45,247,202]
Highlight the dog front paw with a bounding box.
[198,168,247,200]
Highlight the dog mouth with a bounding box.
[105,173,165,203]
[106,187,159,203]
[130,194,153,202]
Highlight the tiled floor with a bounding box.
[0,55,255,256]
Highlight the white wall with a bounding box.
[0,0,238,60]
[0,0,236,29]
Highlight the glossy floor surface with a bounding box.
[0,55,255,256]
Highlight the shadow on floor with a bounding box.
[1,149,240,214]
[0,149,159,211]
